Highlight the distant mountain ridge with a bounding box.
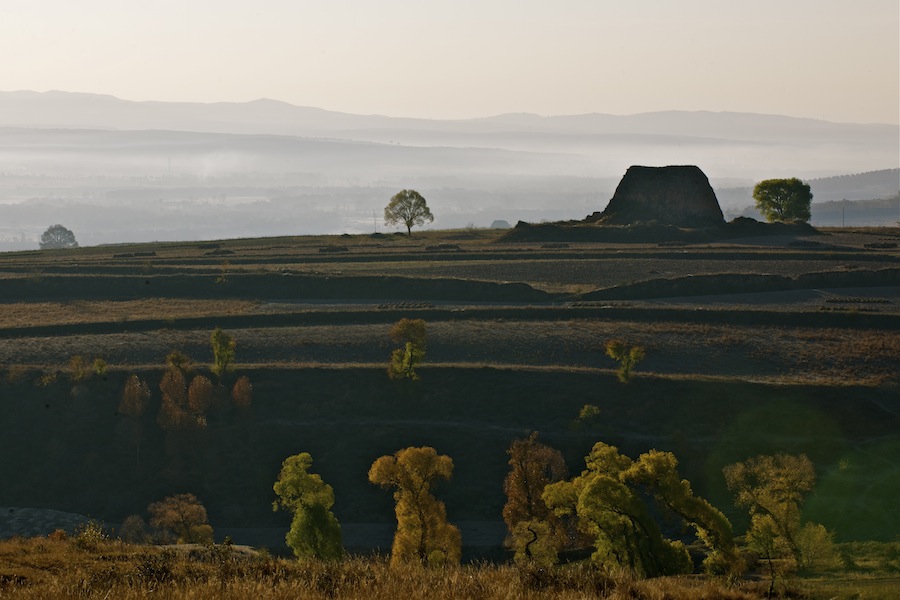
[1,90,897,248]
[2,90,896,142]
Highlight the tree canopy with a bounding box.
[502,432,569,565]
[544,442,740,578]
[210,327,236,379]
[39,224,78,249]
[273,452,343,560]
[723,453,833,568]
[147,493,213,543]
[387,319,427,381]
[368,446,461,567]
[384,189,434,236]
[752,178,813,222]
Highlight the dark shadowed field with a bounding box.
[0,226,898,558]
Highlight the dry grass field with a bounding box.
[0,225,898,597]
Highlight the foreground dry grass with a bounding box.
[0,536,768,600]
[4,535,899,600]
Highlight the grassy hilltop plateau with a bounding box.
[0,223,898,599]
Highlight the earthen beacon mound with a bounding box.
[589,165,725,227]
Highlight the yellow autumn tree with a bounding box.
[368,446,461,567]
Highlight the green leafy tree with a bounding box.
[148,493,213,543]
[724,453,835,574]
[544,442,740,578]
[39,224,78,249]
[210,327,236,379]
[273,452,343,560]
[502,432,568,565]
[368,446,461,567]
[384,189,434,236]
[604,340,645,383]
[387,319,427,381]
[752,178,813,223]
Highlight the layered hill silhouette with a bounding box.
[0,91,896,247]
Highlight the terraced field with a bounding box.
[0,225,898,556]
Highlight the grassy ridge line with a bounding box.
[585,267,900,300]
[1,305,899,340]
[3,248,894,271]
[0,273,553,303]
[2,267,897,306]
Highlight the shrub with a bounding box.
[148,493,214,544]
[92,357,108,377]
[69,355,89,382]
[165,350,194,374]
[35,371,57,388]
[73,520,108,551]
[119,515,148,544]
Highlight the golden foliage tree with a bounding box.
[148,493,213,543]
[368,446,461,567]
[502,432,569,565]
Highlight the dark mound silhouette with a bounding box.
[589,165,724,227]
[501,164,820,243]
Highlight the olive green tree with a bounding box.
[752,178,812,222]
[384,189,434,236]
[210,327,236,379]
[273,452,343,560]
[724,452,837,581]
[387,319,426,381]
[544,442,740,578]
[605,340,645,383]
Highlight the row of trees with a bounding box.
[117,328,251,469]
[269,435,834,582]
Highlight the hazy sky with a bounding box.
[2,0,898,123]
